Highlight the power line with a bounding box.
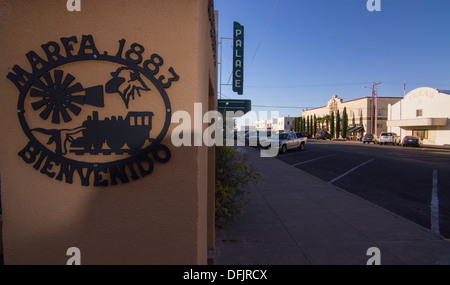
[253,105,315,109]
[250,0,280,66]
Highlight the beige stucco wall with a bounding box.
[0,0,216,265]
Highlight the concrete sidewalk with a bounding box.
[214,146,450,265]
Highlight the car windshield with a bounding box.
[279,133,289,140]
[365,134,373,138]
[381,133,392,136]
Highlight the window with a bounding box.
[413,129,428,139]
[416,109,423,117]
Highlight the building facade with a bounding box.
[302,95,402,139]
[255,117,295,133]
[387,87,450,145]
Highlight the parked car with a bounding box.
[316,130,331,140]
[362,134,377,144]
[402,136,423,147]
[378,132,401,146]
[263,132,307,153]
[296,131,310,138]
[246,131,274,147]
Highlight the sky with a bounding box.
[214,0,450,124]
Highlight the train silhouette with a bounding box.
[69,111,154,155]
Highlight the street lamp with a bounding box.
[363,82,381,136]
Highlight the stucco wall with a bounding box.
[0,0,216,264]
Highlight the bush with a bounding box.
[215,146,262,228]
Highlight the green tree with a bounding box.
[342,107,348,139]
[336,110,341,139]
[317,116,324,130]
[330,112,335,139]
[323,114,331,131]
[306,116,310,135]
[313,114,317,136]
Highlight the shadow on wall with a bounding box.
[3,143,202,265]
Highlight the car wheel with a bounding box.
[281,144,287,154]
[299,142,305,151]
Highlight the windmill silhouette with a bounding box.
[30,70,104,124]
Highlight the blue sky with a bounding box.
[215,0,450,120]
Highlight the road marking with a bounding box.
[328,158,375,184]
[431,169,440,235]
[292,153,339,167]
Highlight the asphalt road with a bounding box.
[275,139,450,238]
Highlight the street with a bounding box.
[275,140,450,238]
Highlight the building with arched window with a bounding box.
[302,95,402,139]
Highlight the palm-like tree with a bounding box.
[323,115,331,132]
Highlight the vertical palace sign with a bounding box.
[233,21,244,95]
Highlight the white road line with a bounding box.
[292,153,339,167]
[328,158,375,184]
[431,169,440,235]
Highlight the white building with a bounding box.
[256,117,295,133]
[387,87,450,145]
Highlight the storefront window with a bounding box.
[413,129,428,139]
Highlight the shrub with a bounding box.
[215,146,262,228]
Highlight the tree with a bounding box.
[313,114,317,136]
[330,112,335,139]
[342,107,348,139]
[306,116,310,135]
[336,110,341,139]
[323,114,331,132]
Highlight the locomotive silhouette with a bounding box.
[69,111,154,155]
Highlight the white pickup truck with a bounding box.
[262,132,307,154]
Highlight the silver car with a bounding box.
[378,132,401,146]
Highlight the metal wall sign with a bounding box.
[217,99,251,114]
[232,21,244,95]
[7,34,179,186]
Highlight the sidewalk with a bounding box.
[214,146,450,265]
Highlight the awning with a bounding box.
[387,118,448,128]
[347,126,364,133]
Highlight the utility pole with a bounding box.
[364,82,381,135]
